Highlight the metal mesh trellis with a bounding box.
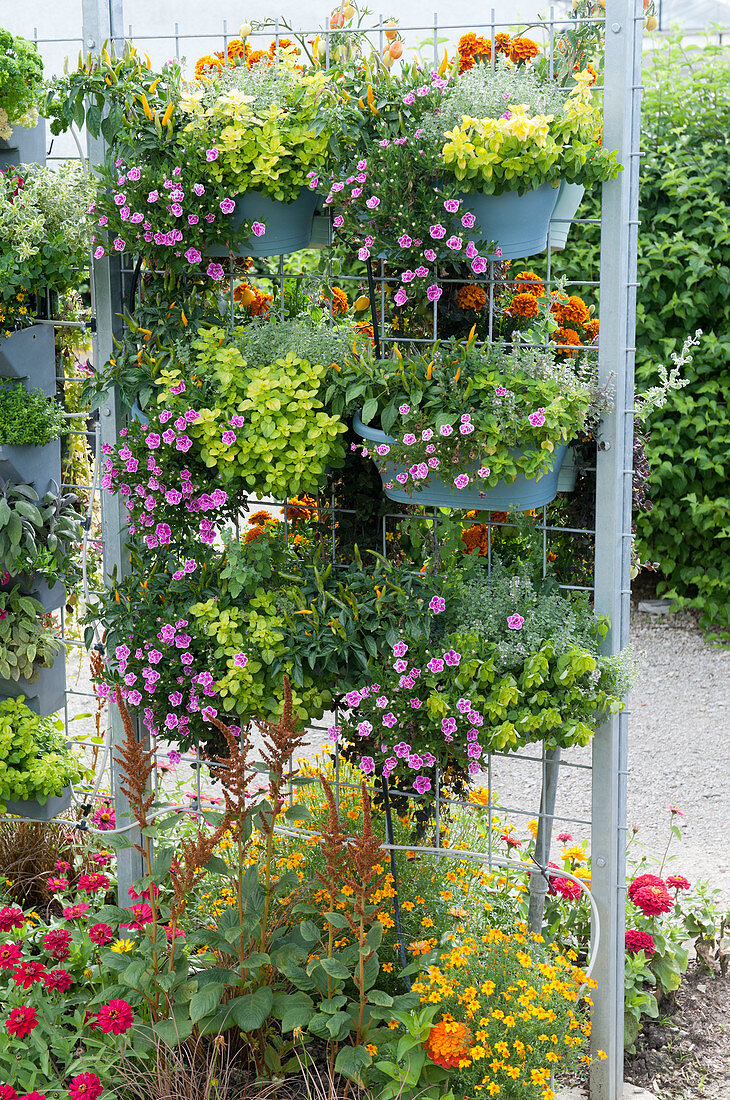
[7,2,642,1096]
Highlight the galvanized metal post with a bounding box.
[82,0,144,905]
[591,0,643,1095]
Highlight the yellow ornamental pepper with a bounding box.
[425,360,434,380]
[102,47,111,65]
[148,78,160,95]
[144,53,152,70]
[140,94,153,120]
[439,49,450,76]
[180,309,188,327]
[454,366,461,383]
[358,96,365,109]
[161,102,174,126]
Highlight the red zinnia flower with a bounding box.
[6,1005,38,1039]
[556,832,573,843]
[501,834,522,848]
[77,873,111,895]
[666,875,691,891]
[552,876,582,901]
[46,877,69,892]
[627,873,665,903]
[20,1092,46,1100]
[0,1085,19,1100]
[12,961,47,989]
[0,907,24,932]
[0,943,22,970]
[121,903,153,930]
[96,998,134,1035]
[55,860,71,871]
[90,853,113,867]
[632,883,674,916]
[88,923,113,946]
[68,1074,103,1100]
[42,929,72,960]
[43,969,74,992]
[625,929,656,956]
[62,903,90,921]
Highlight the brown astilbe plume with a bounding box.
[344,782,387,932]
[169,822,227,921]
[206,712,256,832]
[254,676,307,812]
[314,775,350,902]
[344,781,389,1047]
[114,688,155,858]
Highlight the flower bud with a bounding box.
[239,22,252,38]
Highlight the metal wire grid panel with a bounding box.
[12,2,643,1096]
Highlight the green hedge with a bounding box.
[557,38,730,639]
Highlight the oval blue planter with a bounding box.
[208,187,320,258]
[0,118,47,169]
[353,412,568,511]
[458,182,561,260]
[0,325,56,396]
[548,181,586,250]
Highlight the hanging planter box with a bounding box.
[2,787,72,821]
[0,325,56,396]
[548,182,586,250]
[0,118,47,169]
[208,187,320,258]
[353,412,569,511]
[458,182,561,260]
[6,575,65,612]
[0,654,67,718]
[0,439,61,497]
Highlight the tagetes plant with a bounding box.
[411,926,597,1099]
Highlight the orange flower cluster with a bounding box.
[461,513,509,556]
[284,495,318,523]
[233,282,274,317]
[511,270,545,297]
[552,294,589,327]
[457,31,511,74]
[195,38,300,81]
[456,285,487,311]
[321,286,349,315]
[244,510,280,543]
[509,36,541,63]
[426,1018,475,1069]
[506,291,539,319]
[549,292,599,356]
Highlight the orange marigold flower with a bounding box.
[321,286,349,315]
[511,271,545,297]
[247,49,268,68]
[285,495,318,523]
[509,37,540,63]
[552,326,582,356]
[233,282,274,316]
[195,54,224,80]
[226,38,247,62]
[583,318,599,341]
[425,1019,474,1069]
[506,292,540,319]
[552,294,589,326]
[456,285,486,311]
[268,37,299,56]
[243,525,265,544]
[457,32,492,74]
[247,509,278,527]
